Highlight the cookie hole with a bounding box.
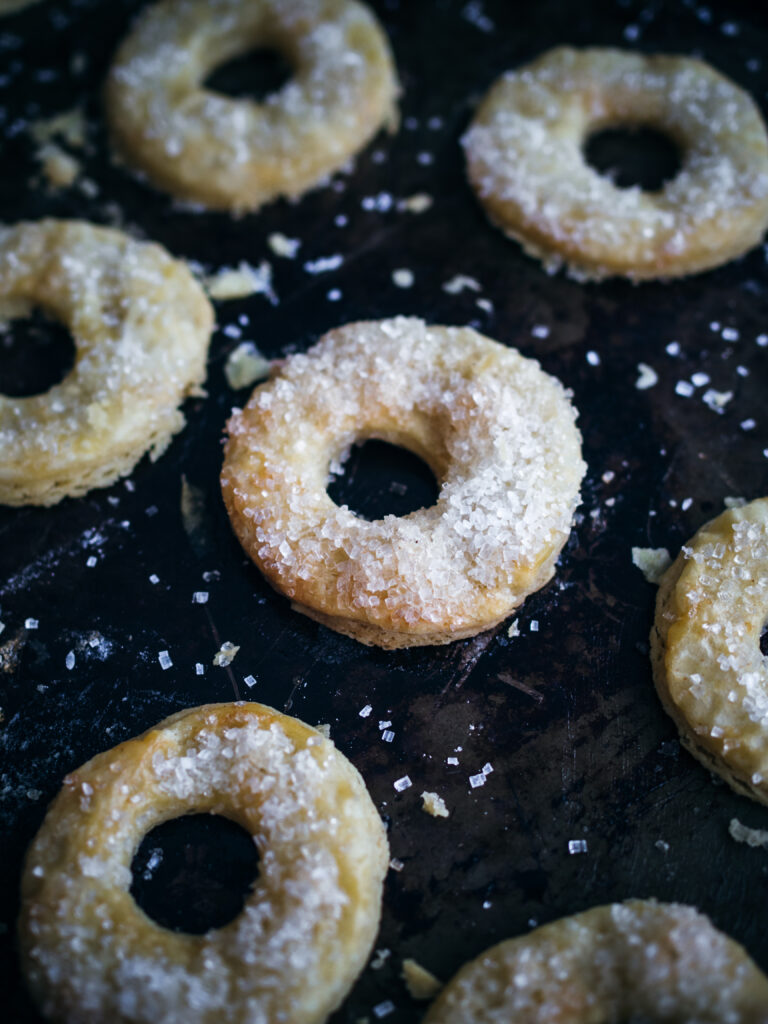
[761,626,768,657]
[205,48,294,102]
[0,307,76,398]
[583,125,682,191]
[327,439,440,521]
[130,814,260,934]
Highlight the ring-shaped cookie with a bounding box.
[106,0,398,212]
[0,219,213,506]
[463,47,768,281]
[221,317,585,648]
[423,901,768,1022]
[19,702,389,1024]
[651,497,768,805]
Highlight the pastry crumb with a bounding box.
[267,233,301,259]
[39,142,81,188]
[420,791,449,818]
[401,958,442,1000]
[397,192,433,213]
[205,261,275,302]
[224,342,271,390]
[632,546,672,584]
[213,641,240,667]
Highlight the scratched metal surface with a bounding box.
[2,0,768,1021]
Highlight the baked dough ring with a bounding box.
[651,498,768,805]
[105,0,398,212]
[19,701,389,1024]
[221,317,585,648]
[463,47,768,281]
[0,219,213,506]
[424,901,768,1023]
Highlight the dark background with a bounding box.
[2,0,768,1020]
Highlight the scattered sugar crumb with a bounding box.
[586,350,600,366]
[632,546,672,584]
[370,948,391,970]
[568,838,588,854]
[507,619,520,638]
[392,268,414,288]
[267,233,300,259]
[204,261,275,302]
[636,363,658,390]
[24,618,38,630]
[389,857,404,872]
[729,817,768,849]
[158,650,172,670]
[702,388,733,412]
[195,663,205,675]
[402,959,443,1000]
[531,324,550,338]
[373,1002,395,1019]
[359,704,373,718]
[397,192,432,213]
[192,591,209,604]
[462,1,494,32]
[443,274,481,294]
[469,773,486,788]
[394,775,412,792]
[65,650,75,670]
[224,342,271,389]
[243,674,257,688]
[476,297,493,313]
[213,641,240,667]
[420,791,450,818]
[362,192,393,212]
[304,254,343,274]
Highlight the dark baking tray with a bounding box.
[2,0,768,1020]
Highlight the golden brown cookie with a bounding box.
[424,901,768,1023]
[19,702,389,1024]
[106,0,398,212]
[463,47,768,281]
[0,219,213,506]
[221,317,585,648]
[651,498,768,804]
